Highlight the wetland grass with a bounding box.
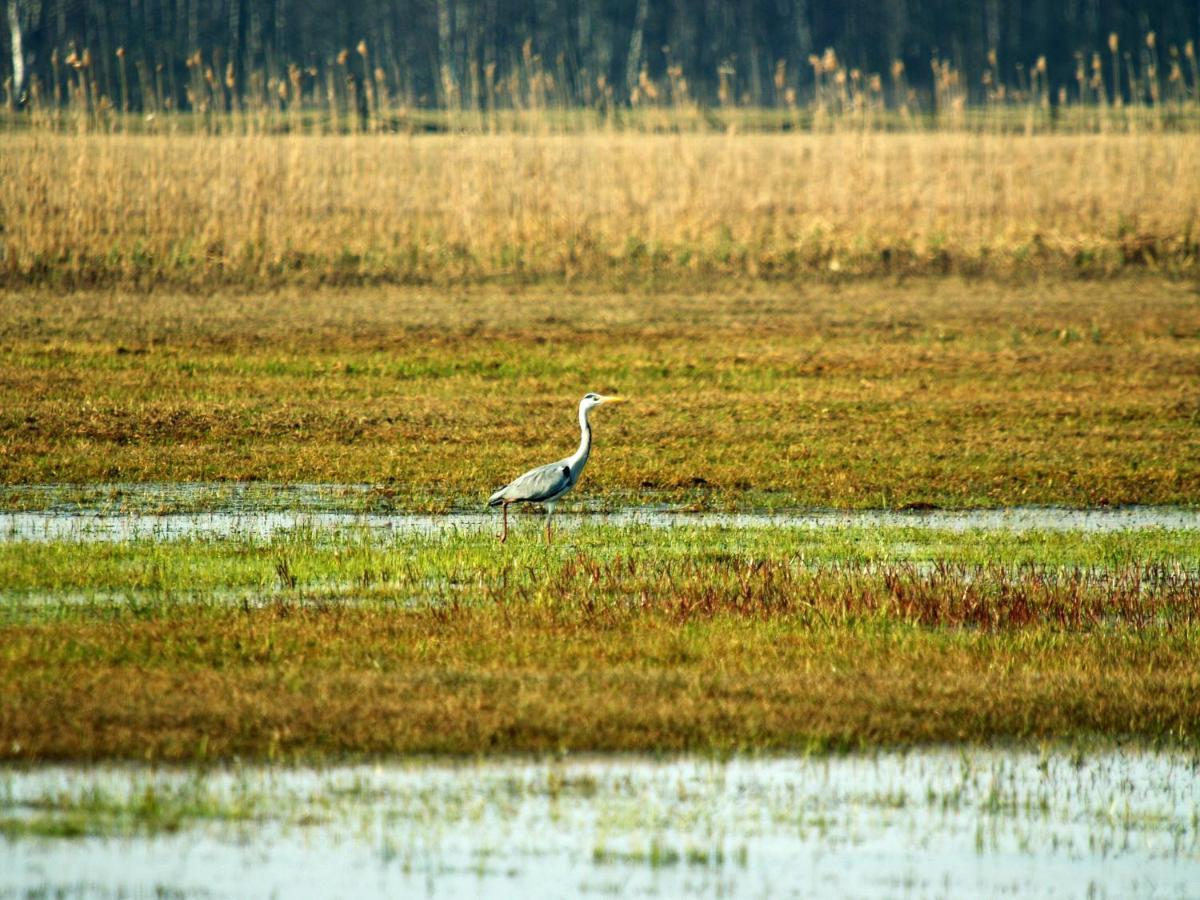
[2,93,1198,766]
[1,524,1198,609]
[0,775,264,839]
[4,598,1198,760]
[1,526,1197,760]
[1,280,1197,509]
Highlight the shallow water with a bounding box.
[2,750,1197,899]
[1,483,1197,543]
[2,505,1199,544]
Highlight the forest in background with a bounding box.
[5,0,1200,112]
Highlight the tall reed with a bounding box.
[4,32,1199,135]
[1,128,1196,286]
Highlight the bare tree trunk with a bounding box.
[436,0,456,106]
[7,0,25,106]
[624,0,648,100]
[985,0,1001,55]
[793,0,813,62]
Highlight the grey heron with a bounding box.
[488,392,626,543]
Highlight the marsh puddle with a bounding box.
[2,750,1198,898]
[1,503,1198,543]
[0,483,1195,543]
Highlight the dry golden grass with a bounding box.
[2,129,1198,285]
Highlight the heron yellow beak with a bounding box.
[600,395,627,404]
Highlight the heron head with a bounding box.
[581,392,625,411]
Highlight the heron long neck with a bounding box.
[569,403,592,470]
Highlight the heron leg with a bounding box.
[544,504,555,544]
[499,502,509,543]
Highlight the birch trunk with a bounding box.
[6,0,24,106]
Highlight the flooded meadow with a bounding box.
[2,483,1197,896]
[1,482,1198,544]
[4,750,1199,898]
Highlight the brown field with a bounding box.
[1,278,1197,508]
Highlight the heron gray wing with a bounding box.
[495,461,573,504]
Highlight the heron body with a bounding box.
[488,393,624,542]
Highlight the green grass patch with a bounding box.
[0,776,263,839]
[0,525,1197,608]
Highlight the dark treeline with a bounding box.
[5,0,1200,110]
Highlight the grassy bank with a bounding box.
[0,525,1197,760]
[2,130,1198,287]
[1,279,1197,508]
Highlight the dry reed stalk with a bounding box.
[0,129,1197,284]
